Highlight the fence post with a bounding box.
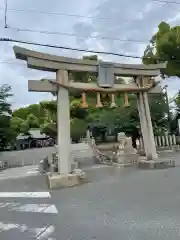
[162,136,165,147]
[21,158,24,166]
[154,136,158,147]
[172,135,176,145]
[139,137,144,149]
[169,135,173,146]
[158,136,161,147]
[165,133,169,146]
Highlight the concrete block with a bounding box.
[117,153,139,165]
[113,162,137,168]
[138,158,175,169]
[47,172,86,189]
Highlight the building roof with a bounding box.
[16,134,30,140]
[28,129,47,139]
[17,129,48,140]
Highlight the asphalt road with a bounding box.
[51,152,180,240]
[1,152,180,239]
[0,167,58,240]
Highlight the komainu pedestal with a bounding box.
[115,133,138,167]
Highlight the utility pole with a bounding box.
[4,0,8,28]
[162,85,171,133]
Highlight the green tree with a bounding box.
[13,103,45,124]
[170,91,180,133]
[26,113,39,128]
[10,117,24,133]
[70,55,98,83]
[70,118,87,142]
[40,122,57,138]
[70,99,88,119]
[149,94,168,133]
[0,84,13,150]
[174,90,180,113]
[143,21,180,77]
[20,121,29,134]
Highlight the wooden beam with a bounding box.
[28,79,162,94]
[14,46,166,76]
[28,79,158,93]
[27,57,162,76]
[28,80,57,92]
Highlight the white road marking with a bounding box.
[0,202,58,213]
[0,190,57,238]
[36,225,55,239]
[26,170,39,175]
[0,221,55,238]
[43,204,58,214]
[0,202,19,208]
[0,192,51,198]
[12,204,58,214]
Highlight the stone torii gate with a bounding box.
[13,46,166,179]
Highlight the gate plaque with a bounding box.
[98,61,114,88]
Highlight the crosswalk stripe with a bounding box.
[13,204,58,213]
[25,170,39,175]
[0,202,58,213]
[36,225,55,239]
[0,221,55,238]
[0,192,51,198]
[0,190,56,238]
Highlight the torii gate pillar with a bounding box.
[138,92,157,160]
[56,70,71,174]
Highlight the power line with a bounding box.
[0,2,178,21]
[0,36,177,63]
[0,2,176,45]
[0,7,115,20]
[7,26,148,44]
[0,36,179,64]
[0,1,178,25]
[0,37,144,59]
[0,1,177,20]
[152,0,180,4]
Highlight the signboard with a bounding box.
[98,61,114,88]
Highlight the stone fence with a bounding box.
[139,134,180,150]
[0,143,95,168]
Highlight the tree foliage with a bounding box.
[143,21,180,78]
[0,84,13,150]
[71,118,87,142]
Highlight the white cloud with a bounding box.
[167,12,180,24]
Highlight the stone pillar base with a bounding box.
[113,162,137,168]
[47,171,87,189]
[116,153,139,165]
[173,145,180,151]
[138,157,175,169]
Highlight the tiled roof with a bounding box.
[17,129,48,140]
[28,129,47,139]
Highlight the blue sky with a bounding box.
[0,0,180,109]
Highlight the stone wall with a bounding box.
[0,143,95,167]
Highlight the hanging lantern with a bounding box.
[96,92,103,108]
[124,92,130,108]
[81,92,88,108]
[110,93,117,108]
